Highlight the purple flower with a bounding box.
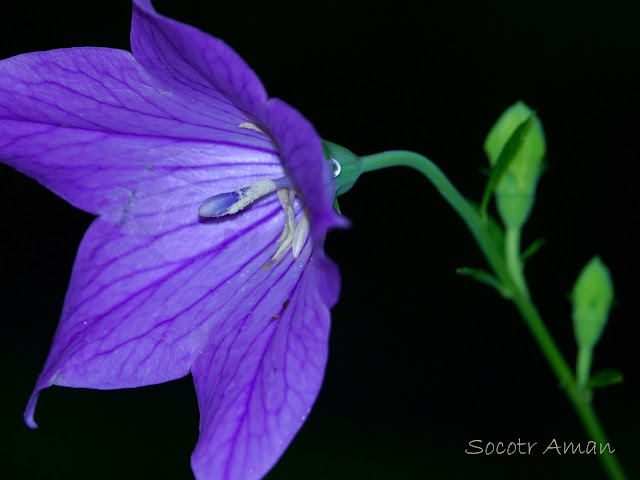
[0,1,347,478]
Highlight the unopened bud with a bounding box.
[571,256,614,350]
[484,101,546,229]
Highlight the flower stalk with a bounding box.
[505,225,529,298]
[357,150,626,480]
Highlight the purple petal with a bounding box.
[0,47,281,217]
[130,0,268,133]
[265,99,349,242]
[191,249,334,480]
[25,194,313,428]
[129,0,348,241]
[312,249,342,308]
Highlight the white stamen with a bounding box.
[271,231,294,264]
[272,189,296,261]
[238,122,266,134]
[285,192,296,238]
[265,188,311,267]
[292,210,310,259]
[201,179,311,267]
[276,189,291,244]
[276,188,289,209]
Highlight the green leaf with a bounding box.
[480,114,536,219]
[521,238,545,263]
[586,369,623,389]
[456,267,508,297]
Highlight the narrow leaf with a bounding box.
[456,267,508,297]
[586,369,623,389]
[521,238,545,262]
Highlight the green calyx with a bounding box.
[484,101,546,230]
[323,140,363,196]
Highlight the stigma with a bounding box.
[198,178,310,265]
[198,177,291,218]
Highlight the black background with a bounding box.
[1,0,638,479]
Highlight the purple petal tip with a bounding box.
[24,392,40,429]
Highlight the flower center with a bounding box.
[198,178,310,266]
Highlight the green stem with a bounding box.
[505,226,529,298]
[360,150,626,480]
[576,345,593,388]
[361,151,508,281]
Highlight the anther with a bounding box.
[271,189,297,263]
[291,210,310,258]
[265,190,311,267]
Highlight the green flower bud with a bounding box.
[484,101,546,230]
[323,140,363,196]
[571,256,614,350]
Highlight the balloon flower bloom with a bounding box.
[0,1,347,478]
